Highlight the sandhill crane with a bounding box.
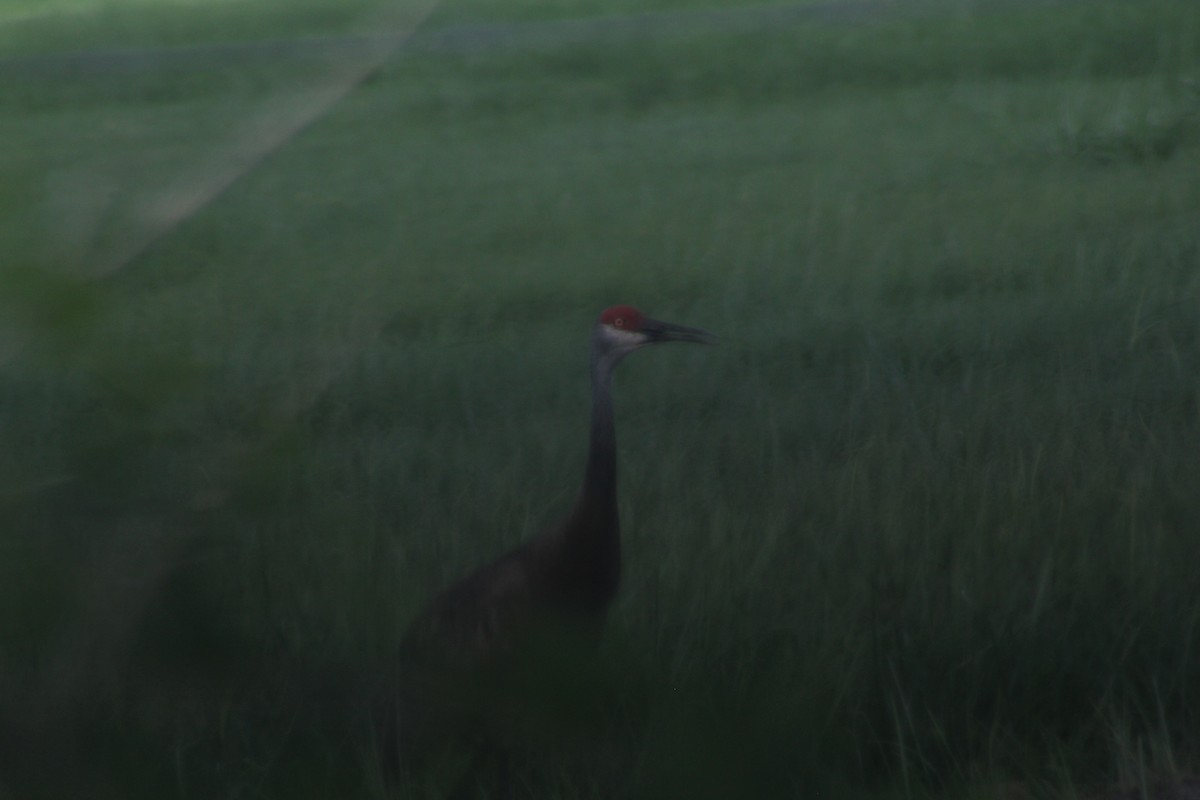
[377,305,715,789]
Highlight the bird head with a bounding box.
[593,305,717,363]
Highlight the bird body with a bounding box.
[379,306,714,783]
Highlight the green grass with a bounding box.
[3,0,1200,797]
[0,0,396,55]
[0,0,835,55]
[0,0,826,56]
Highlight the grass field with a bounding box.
[3,0,1200,797]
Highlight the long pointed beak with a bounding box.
[642,318,718,345]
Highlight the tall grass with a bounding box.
[2,0,1200,797]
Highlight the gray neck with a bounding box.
[582,340,618,505]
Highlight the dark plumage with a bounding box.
[376,305,715,788]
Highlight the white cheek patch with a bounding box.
[604,327,649,347]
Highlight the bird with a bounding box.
[375,305,715,792]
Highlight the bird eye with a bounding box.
[614,318,624,328]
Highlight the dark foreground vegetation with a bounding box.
[2,0,1199,797]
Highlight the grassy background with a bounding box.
[3,0,1200,797]
[0,0,388,54]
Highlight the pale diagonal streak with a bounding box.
[96,1,439,277]
[0,2,439,369]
